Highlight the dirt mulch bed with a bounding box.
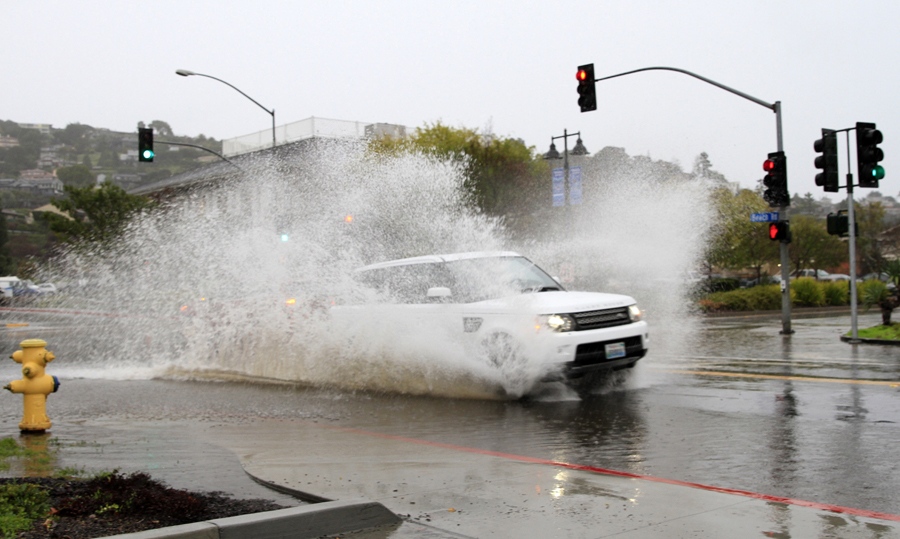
[2,472,288,538]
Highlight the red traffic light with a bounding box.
[576,69,588,81]
[763,159,775,172]
[768,221,789,242]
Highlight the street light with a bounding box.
[175,69,276,150]
[544,129,588,206]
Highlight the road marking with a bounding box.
[663,369,900,387]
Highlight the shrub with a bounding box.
[858,279,889,307]
[822,281,849,306]
[702,284,781,311]
[0,483,50,539]
[707,278,741,293]
[792,277,825,307]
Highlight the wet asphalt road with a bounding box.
[1,309,899,517]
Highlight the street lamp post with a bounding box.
[544,129,588,205]
[175,69,276,150]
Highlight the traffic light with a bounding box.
[576,64,596,113]
[826,211,851,237]
[814,129,838,193]
[762,151,789,207]
[138,127,154,162]
[768,221,790,242]
[856,122,884,188]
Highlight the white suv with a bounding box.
[333,252,649,384]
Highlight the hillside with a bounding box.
[0,119,223,273]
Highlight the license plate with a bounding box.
[605,342,626,359]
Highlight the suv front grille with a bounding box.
[572,307,632,331]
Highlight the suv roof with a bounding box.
[358,251,521,272]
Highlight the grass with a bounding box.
[0,482,50,539]
[852,323,900,341]
[0,436,62,538]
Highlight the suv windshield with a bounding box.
[358,256,562,304]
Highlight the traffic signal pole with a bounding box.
[846,145,859,341]
[590,67,792,334]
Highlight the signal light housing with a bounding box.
[826,212,851,237]
[813,129,839,193]
[856,122,884,188]
[768,221,790,243]
[138,127,155,162]
[762,151,789,208]
[576,63,597,113]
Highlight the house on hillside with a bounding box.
[0,135,19,148]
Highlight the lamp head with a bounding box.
[175,69,196,77]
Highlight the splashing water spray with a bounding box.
[27,140,714,399]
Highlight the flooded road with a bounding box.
[1,310,898,516]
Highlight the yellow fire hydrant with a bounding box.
[3,339,60,433]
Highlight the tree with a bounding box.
[149,120,173,137]
[788,215,846,274]
[46,183,155,245]
[791,192,823,217]
[367,122,546,229]
[56,164,95,188]
[705,188,779,281]
[692,152,726,182]
[0,213,14,275]
[855,201,887,275]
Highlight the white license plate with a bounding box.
[605,342,626,359]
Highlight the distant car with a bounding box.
[862,273,897,290]
[331,251,649,388]
[740,275,780,288]
[794,269,831,280]
[0,277,41,301]
[36,283,58,294]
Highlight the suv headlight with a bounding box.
[538,314,576,332]
[628,304,643,322]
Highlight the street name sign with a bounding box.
[750,212,780,222]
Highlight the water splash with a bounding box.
[20,141,713,399]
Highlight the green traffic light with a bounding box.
[872,165,885,180]
[142,149,155,160]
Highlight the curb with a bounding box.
[99,499,401,539]
[840,335,900,346]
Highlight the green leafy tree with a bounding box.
[791,192,823,217]
[368,122,547,229]
[789,214,846,275]
[55,164,95,188]
[705,188,779,281]
[46,183,154,245]
[0,213,14,275]
[855,201,887,275]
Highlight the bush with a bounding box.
[706,278,741,293]
[701,284,782,312]
[792,277,825,307]
[858,279,889,307]
[822,281,849,306]
[0,483,50,539]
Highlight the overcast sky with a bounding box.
[4,1,898,197]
